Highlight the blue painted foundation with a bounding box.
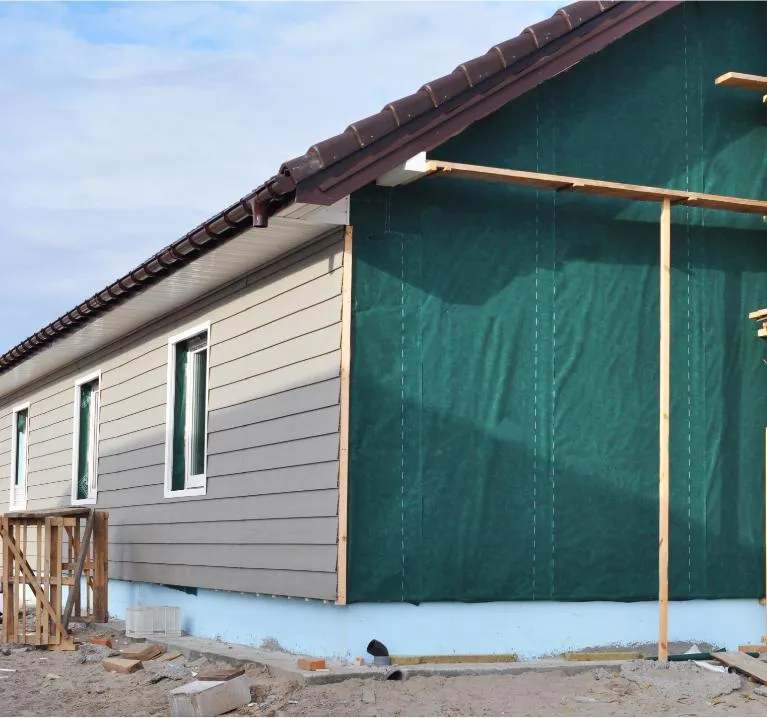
[108,580,764,660]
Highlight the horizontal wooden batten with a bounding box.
[425,160,767,215]
[715,71,767,93]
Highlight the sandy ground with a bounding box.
[2,626,767,717]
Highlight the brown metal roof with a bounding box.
[0,0,678,375]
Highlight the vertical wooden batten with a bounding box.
[336,224,353,605]
[658,197,671,662]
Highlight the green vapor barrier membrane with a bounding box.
[347,1,767,604]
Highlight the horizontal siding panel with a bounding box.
[32,403,72,431]
[208,433,339,477]
[108,561,336,600]
[101,462,338,504]
[27,464,69,488]
[28,432,73,460]
[28,448,70,473]
[106,488,338,524]
[210,324,342,390]
[209,351,341,412]
[212,270,342,348]
[101,365,166,407]
[99,405,165,442]
[99,385,165,424]
[110,517,338,545]
[99,465,163,492]
[209,243,343,333]
[0,412,10,433]
[208,379,340,434]
[98,443,164,475]
[109,543,336,572]
[27,480,71,504]
[209,406,340,456]
[104,344,166,387]
[100,461,336,496]
[100,425,165,459]
[29,418,73,445]
[211,297,340,369]
[27,494,70,511]
[30,384,72,416]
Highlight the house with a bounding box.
[2,0,767,660]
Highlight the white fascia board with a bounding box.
[376,152,429,187]
[276,196,350,225]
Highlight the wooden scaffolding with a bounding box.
[0,508,108,649]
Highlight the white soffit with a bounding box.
[376,152,429,187]
[0,199,350,400]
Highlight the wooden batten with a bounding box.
[424,160,767,215]
[715,72,767,93]
[336,225,353,606]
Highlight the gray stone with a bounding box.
[361,687,376,704]
[170,676,251,717]
[753,686,767,698]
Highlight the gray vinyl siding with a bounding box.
[0,231,345,600]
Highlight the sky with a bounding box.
[0,0,560,352]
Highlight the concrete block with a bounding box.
[170,675,251,717]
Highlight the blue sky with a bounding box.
[0,0,559,352]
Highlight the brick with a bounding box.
[170,675,251,717]
[122,643,165,661]
[89,636,113,649]
[196,666,244,682]
[103,657,143,674]
[296,657,326,671]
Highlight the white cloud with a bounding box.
[0,0,559,348]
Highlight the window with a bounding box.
[10,403,29,510]
[165,323,210,497]
[72,372,100,505]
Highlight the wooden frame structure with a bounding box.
[0,507,108,649]
[416,159,767,662]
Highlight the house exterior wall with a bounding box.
[0,231,345,600]
[347,1,767,604]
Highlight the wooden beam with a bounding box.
[336,225,353,606]
[93,512,108,623]
[715,72,767,93]
[424,160,767,215]
[61,509,95,630]
[658,198,671,663]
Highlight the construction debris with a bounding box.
[103,657,143,675]
[160,650,184,662]
[361,686,376,704]
[713,652,767,684]
[196,666,244,682]
[621,660,740,701]
[169,675,251,717]
[296,657,326,671]
[123,644,165,661]
[89,636,113,649]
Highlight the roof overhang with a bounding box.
[0,198,349,401]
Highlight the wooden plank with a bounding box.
[49,519,62,644]
[62,509,95,629]
[0,522,67,640]
[748,308,767,321]
[2,519,12,644]
[658,197,671,663]
[336,224,352,606]
[392,654,518,665]
[11,522,18,643]
[36,522,42,644]
[2,507,92,520]
[93,512,108,623]
[43,520,50,645]
[714,72,767,93]
[714,651,767,684]
[21,523,26,641]
[425,160,767,215]
[739,645,767,653]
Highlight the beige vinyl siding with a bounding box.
[0,230,344,600]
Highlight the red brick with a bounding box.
[296,657,326,671]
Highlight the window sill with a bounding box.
[71,497,97,507]
[164,486,206,499]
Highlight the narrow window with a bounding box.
[10,404,29,510]
[166,325,209,497]
[72,374,100,504]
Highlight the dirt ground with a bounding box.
[2,625,767,717]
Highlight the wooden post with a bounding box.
[658,197,672,662]
[336,226,353,606]
[93,512,108,623]
[62,509,95,629]
[2,518,12,644]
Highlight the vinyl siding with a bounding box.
[0,231,345,600]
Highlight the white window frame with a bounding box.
[9,401,30,511]
[165,321,211,499]
[71,370,101,506]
